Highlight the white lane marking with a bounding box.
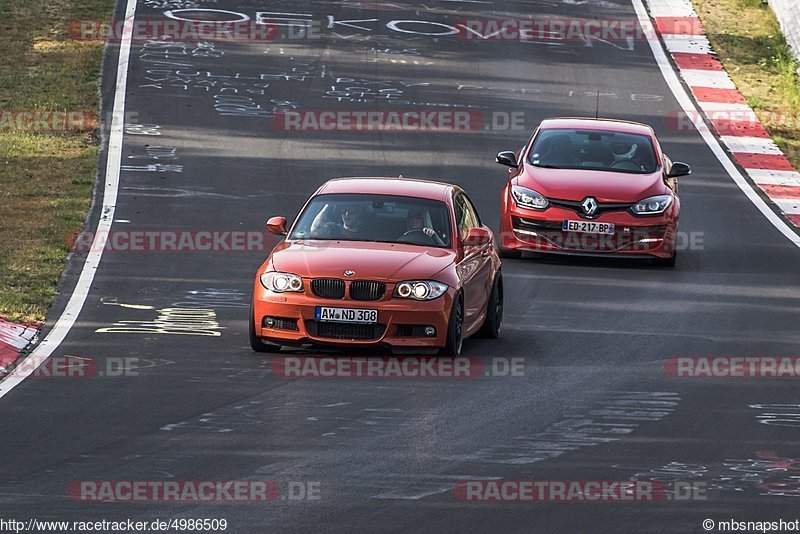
[773,199,800,214]
[647,0,696,16]
[102,302,155,310]
[371,488,451,500]
[748,169,800,186]
[697,101,753,113]
[633,0,800,247]
[680,69,737,89]
[662,34,712,54]
[720,136,783,155]
[700,105,759,124]
[0,0,138,398]
[370,475,500,501]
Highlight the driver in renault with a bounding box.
[612,141,646,171]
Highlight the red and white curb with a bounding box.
[649,0,800,228]
[0,319,39,376]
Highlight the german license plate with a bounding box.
[315,306,378,324]
[562,220,615,234]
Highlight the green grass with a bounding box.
[0,0,113,322]
[693,0,800,167]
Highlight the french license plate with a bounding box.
[562,220,615,235]
[315,306,378,324]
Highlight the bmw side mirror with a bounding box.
[496,151,518,168]
[266,216,288,236]
[667,161,691,178]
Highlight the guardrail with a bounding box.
[769,0,800,69]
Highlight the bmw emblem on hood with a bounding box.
[344,270,355,277]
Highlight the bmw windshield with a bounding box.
[289,193,453,248]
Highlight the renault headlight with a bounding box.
[631,195,673,216]
[511,185,549,210]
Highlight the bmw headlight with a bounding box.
[393,280,448,301]
[631,194,673,216]
[511,185,549,210]
[260,271,304,293]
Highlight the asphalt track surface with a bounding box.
[2,0,800,532]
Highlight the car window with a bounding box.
[462,194,481,226]
[289,193,452,248]
[527,128,658,173]
[454,195,466,241]
[454,193,478,242]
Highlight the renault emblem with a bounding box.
[581,197,599,216]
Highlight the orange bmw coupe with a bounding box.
[249,177,502,355]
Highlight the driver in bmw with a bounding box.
[406,210,445,246]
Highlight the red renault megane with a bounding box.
[496,118,690,266]
[250,177,502,355]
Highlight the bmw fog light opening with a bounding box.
[260,271,304,293]
[424,326,436,337]
[393,281,448,301]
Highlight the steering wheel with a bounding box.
[398,229,433,245]
[609,159,642,171]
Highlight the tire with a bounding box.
[477,273,503,339]
[653,250,677,268]
[499,247,522,259]
[440,295,464,356]
[249,301,282,353]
